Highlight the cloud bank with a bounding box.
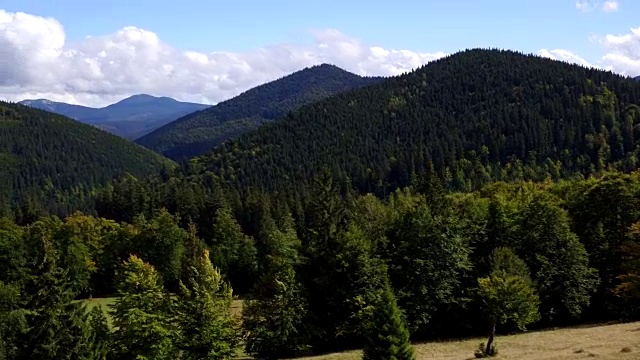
[0,10,445,107]
[0,10,638,107]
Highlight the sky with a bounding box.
[0,0,638,107]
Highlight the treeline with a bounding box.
[3,169,640,359]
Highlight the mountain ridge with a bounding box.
[192,49,640,195]
[136,63,384,160]
[18,94,210,139]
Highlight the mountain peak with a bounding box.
[136,64,384,159]
[18,94,208,139]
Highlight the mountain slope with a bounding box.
[136,64,383,160]
[19,95,209,139]
[0,101,174,215]
[193,49,640,195]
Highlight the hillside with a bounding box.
[19,94,209,139]
[306,322,640,360]
[136,64,383,160]
[193,49,640,195]
[0,101,174,216]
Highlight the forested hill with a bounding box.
[194,49,640,195]
[0,101,174,217]
[136,64,383,160]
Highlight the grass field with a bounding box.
[302,321,640,360]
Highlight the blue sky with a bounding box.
[0,0,638,106]
[2,0,636,57]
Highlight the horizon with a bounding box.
[1,1,639,107]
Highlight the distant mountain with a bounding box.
[192,49,640,196]
[0,101,174,216]
[136,64,384,160]
[19,94,209,139]
[634,76,640,81]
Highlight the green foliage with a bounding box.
[137,64,381,160]
[477,273,540,330]
[0,281,25,360]
[243,214,308,359]
[361,281,415,360]
[243,264,308,359]
[475,248,539,358]
[208,207,258,293]
[615,225,640,316]
[563,172,640,316]
[14,223,101,360]
[88,306,110,360]
[132,210,187,288]
[515,195,599,322]
[110,255,177,360]
[474,342,498,358]
[175,247,241,360]
[489,247,532,284]
[386,192,472,332]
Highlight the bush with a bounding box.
[474,342,498,358]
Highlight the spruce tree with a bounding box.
[110,255,177,360]
[243,223,308,359]
[15,220,99,360]
[175,247,242,360]
[88,306,110,360]
[361,281,415,360]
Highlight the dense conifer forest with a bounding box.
[0,102,174,221]
[136,64,382,160]
[2,49,640,359]
[194,49,640,195]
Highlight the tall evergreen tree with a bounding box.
[175,247,242,360]
[15,220,99,360]
[243,217,308,359]
[361,281,415,360]
[110,255,177,360]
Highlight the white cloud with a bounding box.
[0,10,446,107]
[2,9,638,108]
[537,27,640,77]
[596,27,640,75]
[538,49,598,68]
[576,0,593,12]
[602,0,619,12]
[575,0,620,12]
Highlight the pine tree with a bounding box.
[361,281,415,360]
[175,247,242,360]
[110,255,177,360]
